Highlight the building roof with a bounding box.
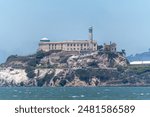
[39,39,97,44]
[63,40,90,43]
[40,37,49,41]
[104,42,116,46]
[65,40,97,43]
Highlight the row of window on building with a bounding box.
[48,46,97,51]
[47,43,97,47]
[48,44,63,46]
[66,43,89,47]
[48,46,89,51]
[66,48,89,51]
[66,43,97,47]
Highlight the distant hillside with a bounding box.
[127,49,150,62]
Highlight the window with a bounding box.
[77,44,79,46]
[67,44,69,46]
[81,44,83,46]
[84,44,86,46]
[74,44,76,46]
[49,44,51,50]
[71,44,72,46]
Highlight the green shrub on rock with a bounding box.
[37,72,54,86]
[25,66,36,79]
[75,69,90,83]
[59,80,67,86]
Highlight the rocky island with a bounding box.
[1,27,150,87]
[0,49,150,87]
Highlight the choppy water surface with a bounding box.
[0,87,150,100]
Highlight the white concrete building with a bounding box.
[39,27,98,52]
[130,61,150,65]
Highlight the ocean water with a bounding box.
[0,87,150,100]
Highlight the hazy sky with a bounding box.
[0,0,150,63]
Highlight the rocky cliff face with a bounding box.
[1,50,149,87]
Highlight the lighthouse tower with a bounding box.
[88,26,93,50]
[89,26,93,41]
